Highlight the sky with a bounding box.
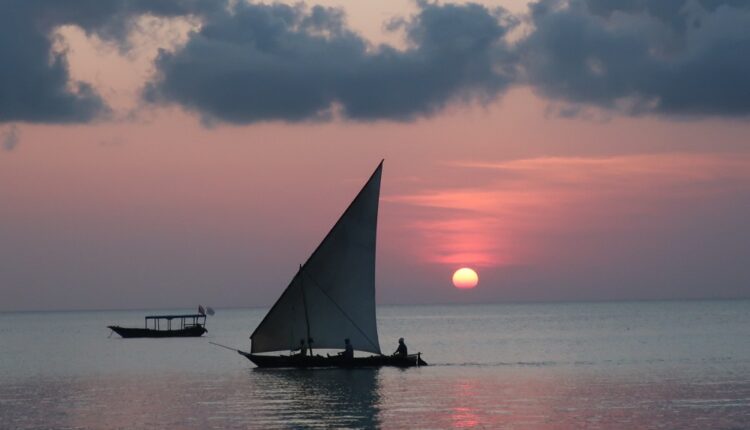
[1,0,749,311]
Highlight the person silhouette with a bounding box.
[393,338,407,357]
[339,338,354,360]
[295,339,307,357]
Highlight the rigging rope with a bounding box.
[301,268,382,354]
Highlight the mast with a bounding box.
[300,264,312,355]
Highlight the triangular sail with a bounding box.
[250,162,383,355]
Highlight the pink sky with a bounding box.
[1,1,749,310]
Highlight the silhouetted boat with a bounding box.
[242,351,427,368]
[108,310,210,338]
[239,161,427,368]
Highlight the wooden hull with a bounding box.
[107,325,206,338]
[239,350,427,368]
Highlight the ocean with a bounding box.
[1,300,749,429]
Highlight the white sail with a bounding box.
[250,162,383,355]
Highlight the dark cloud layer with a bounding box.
[144,1,517,123]
[0,0,223,124]
[584,0,750,32]
[2,0,750,124]
[524,0,750,117]
[1,3,103,123]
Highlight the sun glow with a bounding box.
[452,267,479,289]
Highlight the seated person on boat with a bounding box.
[337,338,354,360]
[295,338,313,357]
[393,337,408,357]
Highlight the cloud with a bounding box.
[3,0,750,125]
[523,0,750,117]
[134,0,750,121]
[0,0,223,124]
[143,1,518,123]
[0,4,104,123]
[2,125,19,151]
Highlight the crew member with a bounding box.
[295,339,307,357]
[393,337,408,357]
[339,338,354,360]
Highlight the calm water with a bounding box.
[2,301,750,429]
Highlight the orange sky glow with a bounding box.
[2,0,750,310]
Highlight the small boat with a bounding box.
[108,307,212,338]
[239,161,427,368]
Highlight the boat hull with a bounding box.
[107,325,206,338]
[240,350,427,368]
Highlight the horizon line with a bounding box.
[3,295,749,314]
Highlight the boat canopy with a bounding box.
[143,313,205,330]
[145,314,205,320]
[250,162,383,355]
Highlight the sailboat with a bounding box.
[238,161,427,368]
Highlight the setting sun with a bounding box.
[452,268,479,289]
